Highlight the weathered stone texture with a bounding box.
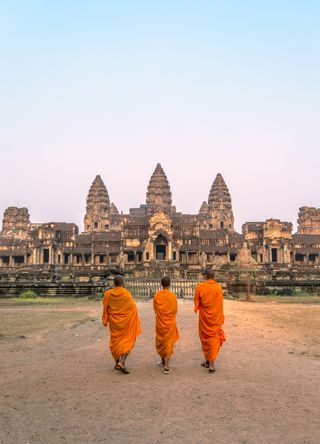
[1,207,30,239]
[298,207,320,234]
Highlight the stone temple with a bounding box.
[1,164,320,283]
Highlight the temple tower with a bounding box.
[84,175,111,232]
[297,207,320,234]
[146,163,173,215]
[198,201,209,217]
[1,207,30,239]
[208,173,234,230]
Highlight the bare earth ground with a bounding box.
[0,297,320,444]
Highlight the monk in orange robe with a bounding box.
[153,276,179,374]
[102,275,141,374]
[194,269,225,373]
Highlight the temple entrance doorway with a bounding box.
[271,248,278,263]
[155,234,167,261]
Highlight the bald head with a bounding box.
[114,275,124,287]
[205,269,215,280]
[161,276,171,288]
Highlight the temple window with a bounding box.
[271,248,278,263]
[127,252,135,262]
[1,256,10,266]
[43,249,50,263]
[14,256,24,265]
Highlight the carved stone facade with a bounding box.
[297,207,320,235]
[2,207,30,239]
[243,220,293,264]
[1,164,320,274]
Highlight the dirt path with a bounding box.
[0,300,319,444]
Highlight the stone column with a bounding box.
[168,241,172,261]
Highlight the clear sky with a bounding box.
[0,1,319,232]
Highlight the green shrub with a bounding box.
[19,290,38,299]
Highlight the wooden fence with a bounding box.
[125,278,199,299]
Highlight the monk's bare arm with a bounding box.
[194,285,201,313]
[153,296,157,314]
[102,291,110,327]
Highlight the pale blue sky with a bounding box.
[0,1,319,232]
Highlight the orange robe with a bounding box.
[194,279,225,361]
[153,289,179,359]
[102,287,141,360]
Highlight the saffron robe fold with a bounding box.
[194,279,225,361]
[153,289,179,359]
[102,287,141,360]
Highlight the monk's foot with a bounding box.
[201,361,209,368]
[157,358,165,367]
[163,367,171,374]
[117,362,130,374]
[208,366,216,373]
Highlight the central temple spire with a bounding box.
[146,163,172,215]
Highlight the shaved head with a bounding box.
[114,275,124,287]
[161,276,171,288]
[205,268,215,280]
